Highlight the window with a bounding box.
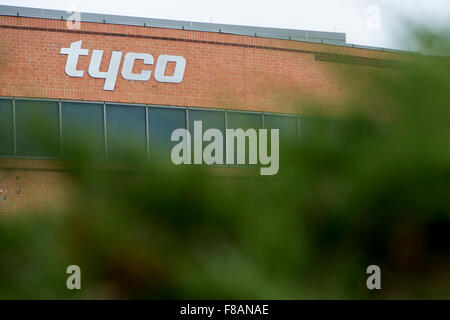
[264,114,298,164]
[264,114,298,142]
[1,96,351,162]
[188,109,225,164]
[0,99,14,156]
[106,104,146,160]
[148,106,186,163]
[61,102,104,159]
[226,111,262,165]
[15,99,60,157]
[227,111,262,130]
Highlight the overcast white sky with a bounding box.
[1,0,449,50]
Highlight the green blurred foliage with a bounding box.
[0,29,449,299]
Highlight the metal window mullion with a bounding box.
[297,116,301,145]
[224,110,228,132]
[58,100,63,158]
[146,105,150,160]
[224,110,228,164]
[186,107,191,163]
[12,97,17,156]
[185,107,189,131]
[262,112,265,129]
[103,102,107,158]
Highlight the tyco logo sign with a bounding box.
[60,40,186,90]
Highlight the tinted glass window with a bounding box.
[264,114,298,164]
[15,100,60,157]
[264,114,298,143]
[61,102,104,159]
[226,112,262,165]
[106,104,146,160]
[188,109,225,164]
[227,112,262,130]
[0,99,14,156]
[148,107,186,163]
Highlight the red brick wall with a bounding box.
[0,159,75,214]
[0,158,252,214]
[0,15,407,115]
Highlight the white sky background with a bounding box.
[1,0,449,51]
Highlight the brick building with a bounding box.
[0,5,408,213]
